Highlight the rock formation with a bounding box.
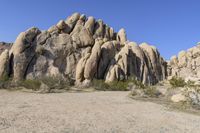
[0,42,12,55]
[0,13,167,85]
[168,43,200,83]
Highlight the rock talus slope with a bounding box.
[0,13,167,85]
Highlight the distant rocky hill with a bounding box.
[0,13,167,85]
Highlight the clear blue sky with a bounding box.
[0,0,200,59]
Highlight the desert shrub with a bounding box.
[20,79,41,91]
[143,86,161,98]
[108,81,130,91]
[0,74,13,89]
[91,79,110,91]
[0,80,11,89]
[17,76,73,92]
[131,79,145,89]
[0,74,9,82]
[91,79,130,91]
[91,76,146,91]
[127,77,161,98]
[0,75,74,92]
[130,84,161,98]
[169,76,186,88]
[40,76,73,91]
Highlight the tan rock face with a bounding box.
[0,50,9,79]
[75,53,91,84]
[84,40,102,80]
[9,27,41,81]
[1,13,167,85]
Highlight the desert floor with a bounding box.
[0,90,200,133]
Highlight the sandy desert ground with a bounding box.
[0,90,200,133]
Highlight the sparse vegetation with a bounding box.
[20,79,41,91]
[40,76,73,92]
[92,78,160,98]
[91,79,110,91]
[130,79,146,89]
[143,86,161,98]
[91,79,130,91]
[130,85,161,98]
[0,74,9,82]
[91,76,147,91]
[0,76,74,93]
[0,76,11,89]
[169,76,186,88]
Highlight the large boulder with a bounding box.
[26,33,75,79]
[75,53,91,84]
[84,16,95,34]
[117,28,127,44]
[98,41,118,79]
[9,27,41,81]
[56,20,70,33]
[84,40,102,80]
[0,50,9,79]
[71,27,94,48]
[65,12,81,33]
[140,43,166,83]
[171,93,187,103]
[93,19,104,39]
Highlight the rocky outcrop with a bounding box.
[168,43,200,83]
[0,13,167,85]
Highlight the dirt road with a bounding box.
[0,90,200,133]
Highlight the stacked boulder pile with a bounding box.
[168,43,200,84]
[0,13,167,86]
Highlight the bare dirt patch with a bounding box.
[0,90,200,133]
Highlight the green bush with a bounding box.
[169,76,186,88]
[40,76,72,91]
[91,79,110,91]
[91,77,146,91]
[108,81,130,91]
[0,74,9,82]
[131,79,145,89]
[143,86,161,98]
[91,79,130,91]
[0,75,74,92]
[0,80,11,89]
[20,79,41,91]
